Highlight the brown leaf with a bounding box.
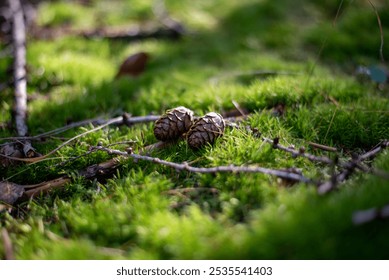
[115,52,150,78]
[0,181,25,205]
[0,143,23,167]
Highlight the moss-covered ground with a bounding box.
[1,0,389,259]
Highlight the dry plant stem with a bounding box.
[209,70,301,84]
[8,0,34,157]
[368,0,385,62]
[260,135,389,193]
[318,140,389,195]
[262,137,333,165]
[22,157,123,199]
[1,229,15,260]
[11,142,166,200]
[93,146,314,184]
[0,116,123,163]
[23,177,71,198]
[308,142,337,153]
[0,114,160,142]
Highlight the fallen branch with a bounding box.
[246,126,389,193]
[318,140,389,194]
[0,114,160,143]
[32,21,185,41]
[262,136,334,165]
[92,146,314,184]
[0,141,169,206]
[209,70,301,84]
[0,156,122,206]
[0,116,123,163]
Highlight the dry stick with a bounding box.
[8,0,35,157]
[260,134,389,192]
[0,114,160,163]
[92,146,314,184]
[0,116,123,163]
[332,0,345,26]
[262,136,333,165]
[0,142,167,201]
[263,132,389,173]
[1,229,15,260]
[209,70,301,84]
[0,114,160,142]
[318,140,389,195]
[308,141,337,153]
[23,156,123,198]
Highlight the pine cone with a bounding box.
[187,112,225,149]
[154,106,194,141]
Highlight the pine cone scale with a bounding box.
[187,112,225,149]
[154,106,194,141]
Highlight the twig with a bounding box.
[209,70,301,84]
[8,0,36,158]
[332,0,345,26]
[323,106,338,144]
[33,21,185,41]
[308,141,337,153]
[232,100,247,117]
[1,229,15,260]
[262,136,333,165]
[318,140,389,194]
[0,116,123,163]
[92,146,314,184]
[1,141,169,204]
[0,114,160,142]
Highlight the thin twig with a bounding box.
[332,0,345,26]
[232,100,247,117]
[92,146,314,184]
[308,141,337,153]
[318,140,389,194]
[0,114,160,142]
[0,116,123,163]
[1,141,167,203]
[368,0,385,62]
[209,70,301,84]
[323,106,338,144]
[262,136,333,165]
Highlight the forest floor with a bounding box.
[1,0,389,259]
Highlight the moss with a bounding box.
[1,0,389,260]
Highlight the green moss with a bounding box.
[1,0,389,260]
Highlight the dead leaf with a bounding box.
[0,181,25,205]
[115,52,150,78]
[0,143,23,167]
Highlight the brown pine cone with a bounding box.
[187,112,225,149]
[154,106,194,141]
